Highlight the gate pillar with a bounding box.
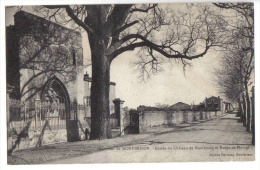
[113,98,125,135]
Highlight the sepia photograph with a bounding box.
[1,0,258,168]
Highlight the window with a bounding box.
[87,97,91,107]
[84,96,91,107]
[72,49,76,66]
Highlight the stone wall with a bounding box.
[8,116,91,153]
[138,110,223,133]
[7,96,91,154]
[8,119,68,152]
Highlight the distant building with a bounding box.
[205,96,223,111]
[169,102,191,111]
[191,102,205,110]
[137,105,159,112]
[223,101,233,113]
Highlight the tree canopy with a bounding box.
[31,4,228,79]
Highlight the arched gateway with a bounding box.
[41,76,70,119]
[41,76,78,142]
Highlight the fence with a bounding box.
[7,97,93,152]
[7,96,127,153]
[7,97,121,136]
[8,98,90,129]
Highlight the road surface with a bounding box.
[46,113,254,163]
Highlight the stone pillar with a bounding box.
[205,111,208,119]
[200,111,203,120]
[113,98,125,135]
[34,93,41,131]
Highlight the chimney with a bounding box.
[84,71,91,81]
[85,71,89,78]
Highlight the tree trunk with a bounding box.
[241,93,247,127]
[237,98,243,122]
[89,36,112,140]
[245,86,251,132]
[251,87,255,145]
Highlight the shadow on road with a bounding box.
[175,128,247,133]
[141,140,253,146]
[220,117,240,120]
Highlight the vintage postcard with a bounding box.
[1,0,258,168]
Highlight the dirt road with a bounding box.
[46,113,254,163]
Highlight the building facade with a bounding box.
[7,10,85,104]
[6,11,117,150]
[205,96,223,111]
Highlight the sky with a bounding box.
[109,49,220,108]
[4,4,232,109]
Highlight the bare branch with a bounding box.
[65,6,93,34]
[112,20,139,36]
[108,33,211,62]
[43,5,94,34]
[130,4,158,13]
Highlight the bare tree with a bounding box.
[213,3,254,133]
[215,34,253,132]
[155,103,170,110]
[28,4,227,139]
[214,41,251,127]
